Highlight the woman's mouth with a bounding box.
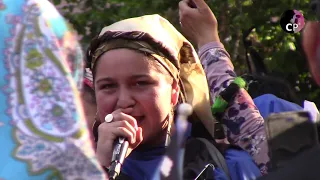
[133,116,144,124]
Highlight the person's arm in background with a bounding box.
[179,0,269,174]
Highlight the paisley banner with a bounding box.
[0,0,106,179]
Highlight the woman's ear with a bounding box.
[171,80,179,106]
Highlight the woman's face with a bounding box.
[94,48,178,145]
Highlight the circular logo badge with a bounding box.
[280,10,305,33]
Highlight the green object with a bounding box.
[211,96,228,115]
[233,77,247,89]
[211,77,247,115]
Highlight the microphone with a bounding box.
[108,137,129,180]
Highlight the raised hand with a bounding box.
[96,108,143,167]
[179,0,220,48]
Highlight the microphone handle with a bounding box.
[108,137,129,180]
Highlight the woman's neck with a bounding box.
[139,121,176,150]
[139,131,167,149]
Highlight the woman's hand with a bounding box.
[95,108,143,167]
[179,0,220,48]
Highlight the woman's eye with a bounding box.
[135,81,150,86]
[100,84,116,89]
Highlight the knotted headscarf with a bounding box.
[86,14,216,138]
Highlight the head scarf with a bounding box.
[87,14,216,138]
[0,0,106,179]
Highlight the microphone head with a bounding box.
[178,103,193,116]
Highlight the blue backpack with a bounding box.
[253,94,303,119]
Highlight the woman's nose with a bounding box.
[116,88,135,109]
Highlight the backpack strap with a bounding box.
[196,138,231,179]
[183,138,231,180]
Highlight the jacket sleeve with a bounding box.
[198,42,270,175]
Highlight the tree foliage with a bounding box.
[52,0,320,106]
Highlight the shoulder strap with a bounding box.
[196,138,231,179]
[183,137,231,179]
